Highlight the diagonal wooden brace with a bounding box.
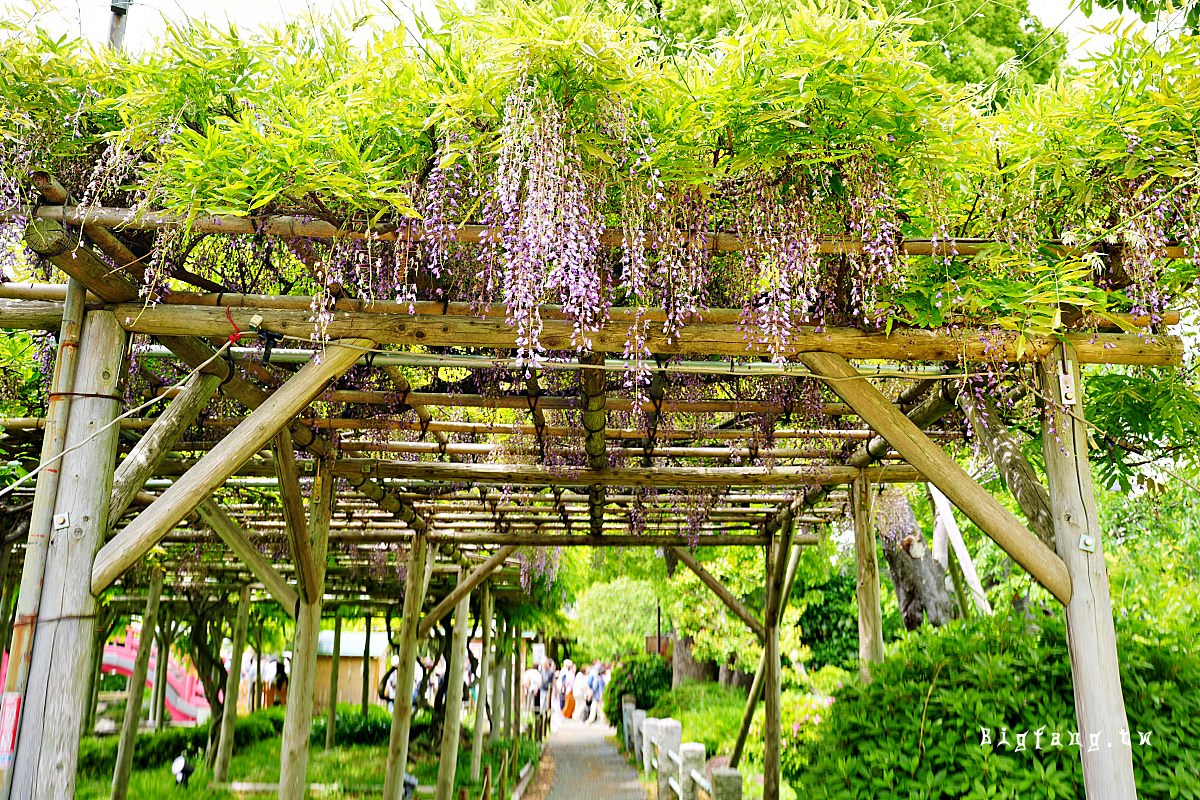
[273,432,319,604]
[418,546,518,639]
[195,497,299,616]
[798,351,1071,604]
[671,546,765,641]
[90,338,372,594]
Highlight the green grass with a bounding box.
[647,680,747,758]
[76,731,540,798]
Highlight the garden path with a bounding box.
[544,718,645,800]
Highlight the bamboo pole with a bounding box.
[277,469,333,799]
[195,499,299,615]
[90,338,372,594]
[213,584,251,782]
[326,611,342,750]
[332,459,921,488]
[0,278,84,800]
[670,548,765,641]
[9,204,1192,263]
[419,548,518,639]
[110,568,163,800]
[10,311,126,800]
[1039,346,1137,798]
[109,372,220,522]
[852,477,885,682]
[434,572,471,800]
[799,351,1072,604]
[469,584,492,782]
[383,531,430,800]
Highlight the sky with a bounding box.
[28,0,1146,60]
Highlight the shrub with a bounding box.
[792,612,1200,799]
[648,682,746,757]
[77,707,283,779]
[603,653,672,744]
[309,704,393,747]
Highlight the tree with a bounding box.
[1083,0,1200,32]
[571,576,663,661]
[655,0,1066,86]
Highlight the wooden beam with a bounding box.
[670,547,765,641]
[109,371,221,522]
[194,498,299,615]
[113,302,1182,366]
[29,172,142,277]
[799,352,1072,604]
[13,204,1194,264]
[272,432,318,604]
[928,485,992,615]
[418,547,518,639]
[0,299,66,331]
[332,459,921,488]
[23,220,140,303]
[90,338,372,594]
[1039,346,1137,797]
[852,477,885,682]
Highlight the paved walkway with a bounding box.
[545,718,646,800]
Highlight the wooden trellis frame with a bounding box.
[0,196,1162,800]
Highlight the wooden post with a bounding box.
[0,278,84,799]
[489,617,506,745]
[1039,346,1137,798]
[470,584,492,781]
[508,632,520,739]
[213,584,252,782]
[383,532,430,799]
[361,613,372,717]
[91,338,372,594]
[435,572,472,800]
[762,548,782,800]
[9,310,125,800]
[254,618,264,714]
[277,468,333,800]
[326,611,342,749]
[154,618,173,731]
[110,568,163,800]
[274,432,320,604]
[852,477,885,682]
[109,371,220,522]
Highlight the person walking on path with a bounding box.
[587,663,607,724]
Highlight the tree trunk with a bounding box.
[671,635,716,688]
[877,489,954,630]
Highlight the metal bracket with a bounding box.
[1078,533,1096,553]
[1058,367,1077,406]
[53,513,69,529]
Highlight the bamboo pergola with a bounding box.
[0,188,1174,800]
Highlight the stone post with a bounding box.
[631,709,646,761]
[641,717,660,776]
[621,694,636,750]
[657,718,682,799]
[712,767,743,800]
[679,742,706,800]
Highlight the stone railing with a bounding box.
[621,694,742,800]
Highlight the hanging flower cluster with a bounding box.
[479,84,605,370]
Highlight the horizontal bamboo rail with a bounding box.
[5,204,1192,262]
